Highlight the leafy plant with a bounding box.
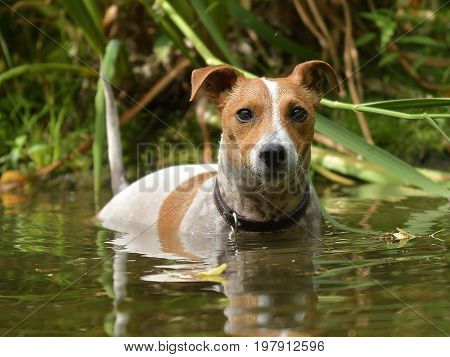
[149,0,449,199]
[0,0,448,207]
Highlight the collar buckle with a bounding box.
[231,212,239,235]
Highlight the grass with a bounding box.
[0,0,448,203]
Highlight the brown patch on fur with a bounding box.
[157,171,216,259]
[220,78,273,168]
[275,77,318,152]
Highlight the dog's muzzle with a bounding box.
[259,143,287,175]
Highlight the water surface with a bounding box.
[0,183,448,336]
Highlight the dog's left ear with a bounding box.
[290,61,340,103]
[190,64,244,106]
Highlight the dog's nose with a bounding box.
[259,143,287,171]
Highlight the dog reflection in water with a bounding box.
[108,228,319,337]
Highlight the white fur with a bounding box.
[98,164,217,232]
[261,78,281,131]
[250,78,297,173]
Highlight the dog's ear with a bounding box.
[290,61,340,103]
[190,64,244,105]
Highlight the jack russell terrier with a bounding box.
[98,61,340,239]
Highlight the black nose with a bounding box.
[259,143,287,171]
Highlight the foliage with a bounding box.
[0,0,449,197]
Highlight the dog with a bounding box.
[98,61,340,241]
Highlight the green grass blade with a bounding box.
[141,0,200,66]
[318,199,381,235]
[82,0,104,36]
[321,98,450,120]
[101,40,122,80]
[423,114,449,141]
[57,0,105,55]
[227,0,318,60]
[362,98,450,110]
[93,40,122,206]
[315,113,450,198]
[0,28,13,68]
[190,0,238,66]
[312,146,450,184]
[312,146,403,184]
[0,63,95,86]
[157,0,221,66]
[158,0,253,76]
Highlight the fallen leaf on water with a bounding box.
[198,263,227,277]
[382,228,415,246]
[394,228,415,240]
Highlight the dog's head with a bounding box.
[190,61,339,184]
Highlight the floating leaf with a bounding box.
[382,228,415,246]
[198,263,227,277]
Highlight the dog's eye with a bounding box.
[236,108,254,122]
[290,106,308,122]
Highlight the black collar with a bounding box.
[213,179,310,233]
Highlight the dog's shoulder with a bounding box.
[179,175,229,235]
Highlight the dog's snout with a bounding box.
[259,143,287,171]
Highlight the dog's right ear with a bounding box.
[190,64,243,106]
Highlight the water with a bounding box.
[0,183,448,336]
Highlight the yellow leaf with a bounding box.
[198,263,227,277]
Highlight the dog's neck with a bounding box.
[216,138,309,221]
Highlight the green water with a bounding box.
[0,183,448,336]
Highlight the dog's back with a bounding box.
[98,164,217,233]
